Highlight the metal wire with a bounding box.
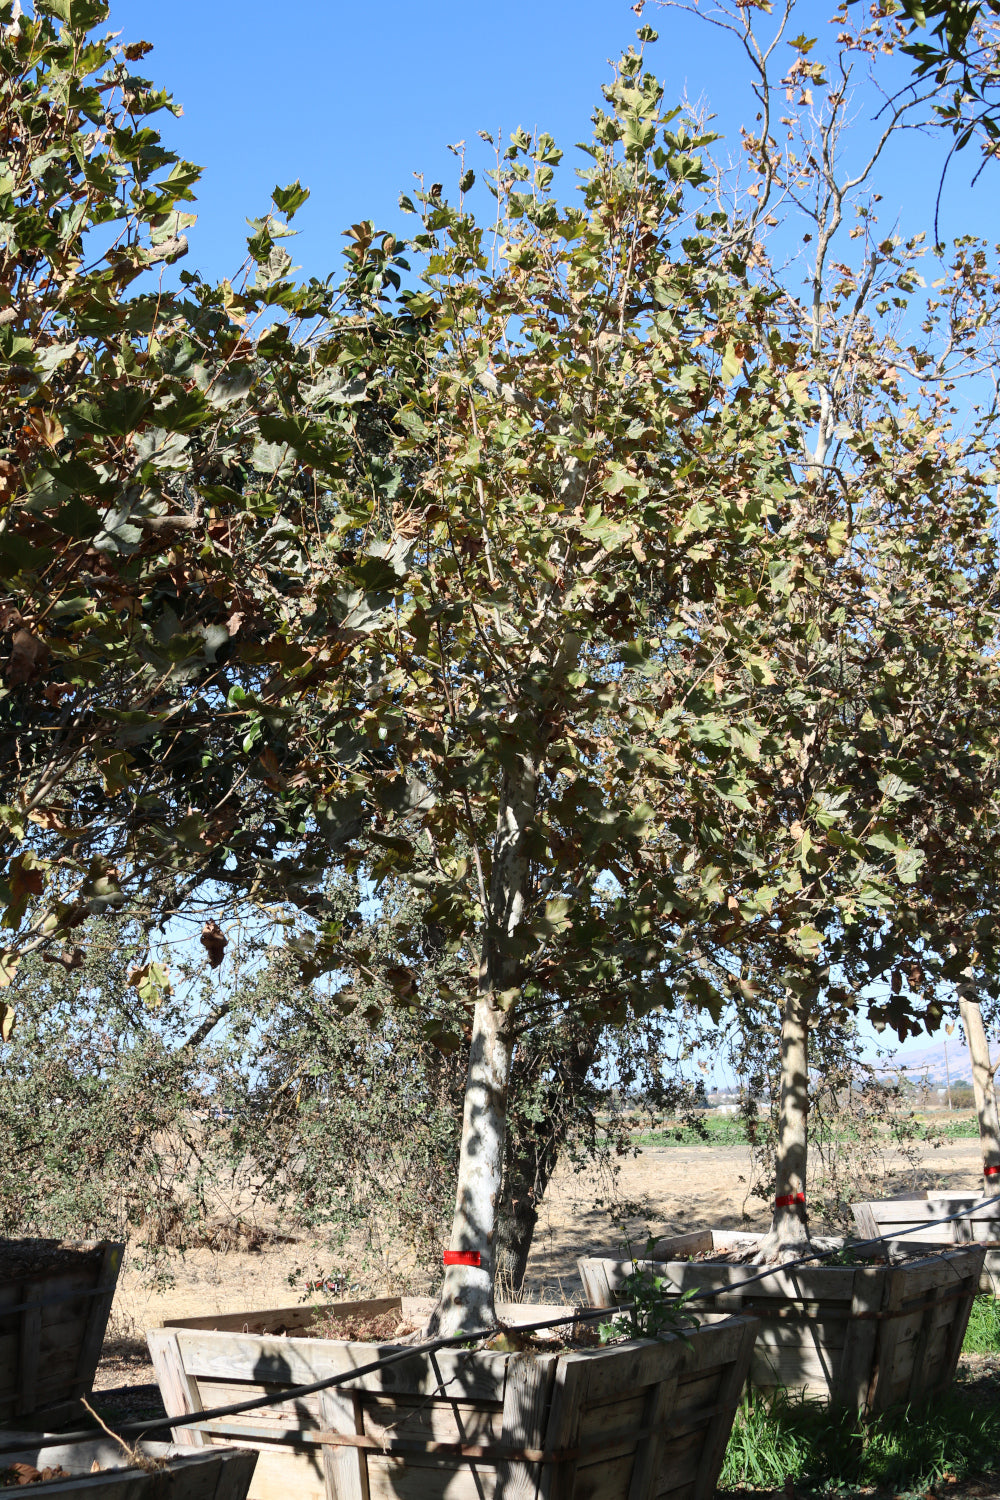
[2,1188,997,1457]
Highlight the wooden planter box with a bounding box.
[0,1239,124,1426]
[853,1193,1000,1294]
[148,1295,759,1500]
[0,1435,256,1500]
[579,1232,986,1415]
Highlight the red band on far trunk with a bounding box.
[774,1193,806,1208]
[443,1250,482,1267]
[985,1165,1000,1178]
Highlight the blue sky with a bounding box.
[117,0,998,1064]
[117,0,997,287]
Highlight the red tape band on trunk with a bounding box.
[774,1193,806,1207]
[443,1250,482,1267]
[985,1165,1000,1178]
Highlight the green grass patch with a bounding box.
[719,1386,1000,1494]
[962,1294,1000,1353]
[632,1117,748,1148]
[937,1117,981,1139]
[630,1115,981,1149]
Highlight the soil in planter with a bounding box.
[311,1310,602,1350]
[315,1311,423,1342]
[672,1246,893,1267]
[0,1466,70,1488]
[0,1239,105,1280]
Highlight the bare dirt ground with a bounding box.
[94,1132,989,1405]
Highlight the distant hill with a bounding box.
[877,1035,976,1086]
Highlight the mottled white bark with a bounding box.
[427,753,539,1336]
[427,997,515,1336]
[758,987,811,1260]
[958,980,1000,1181]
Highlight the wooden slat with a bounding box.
[495,1350,556,1500]
[578,1393,647,1443]
[0,1442,255,1500]
[16,1279,43,1416]
[147,1328,207,1447]
[835,1267,885,1410]
[581,1258,859,1306]
[243,1446,326,1500]
[361,1395,503,1446]
[654,1429,705,1493]
[537,1354,590,1500]
[175,1381,323,1430]
[749,1343,841,1387]
[626,1375,678,1500]
[867,1260,910,1417]
[212,1450,261,1500]
[174,1331,506,1402]
[851,1203,881,1241]
[571,1454,634,1500]
[577,1261,615,1310]
[167,1300,404,1336]
[364,1456,497,1500]
[320,1349,369,1500]
[904,1280,940,1404]
[649,1233,714,1261]
[670,1371,719,1418]
[73,1242,124,1395]
[940,1270,980,1390]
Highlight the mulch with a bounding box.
[90,1341,165,1425]
[0,1241,105,1281]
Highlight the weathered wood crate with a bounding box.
[852,1193,1000,1294]
[148,1295,759,1500]
[0,1239,124,1426]
[0,1435,256,1500]
[579,1234,985,1415]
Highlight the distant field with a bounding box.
[631,1117,748,1147]
[627,1110,981,1148]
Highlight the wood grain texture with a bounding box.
[835,1268,885,1409]
[0,1241,123,1420]
[173,1331,506,1403]
[147,1328,207,1447]
[15,1279,43,1416]
[320,1349,369,1500]
[74,1243,124,1396]
[495,1351,556,1500]
[624,1375,678,1500]
[578,1247,982,1415]
[0,1441,255,1500]
[150,1305,757,1500]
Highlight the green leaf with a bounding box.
[272,181,310,218]
[127,959,172,1008]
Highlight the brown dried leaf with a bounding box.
[6,629,49,686]
[27,807,69,832]
[26,409,64,449]
[200,919,228,968]
[43,946,85,972]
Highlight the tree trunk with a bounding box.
[758,986,811,1259]
[957,978,1000,1184]
[495,1026,601,1294]
[428,995,515,1335]
[427,753,539,1336]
